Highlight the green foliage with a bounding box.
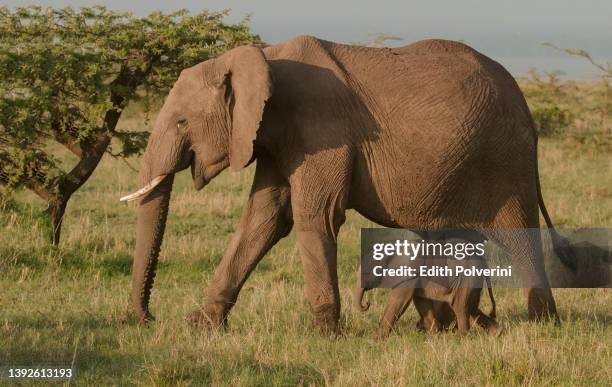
[544,43,612,139]
[0,6,259,242]
[532,106,572,137]
[521,70,611,149]
[521,70,574,137]
[0,5,259,195]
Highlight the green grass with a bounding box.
[1,114,611,385]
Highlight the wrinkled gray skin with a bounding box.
[127,36,572,334]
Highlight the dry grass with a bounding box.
[1,97,611,385]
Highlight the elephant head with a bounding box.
[120,45,273,323]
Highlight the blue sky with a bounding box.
[5,0,612,78]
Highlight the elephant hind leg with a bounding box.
[484,198,559,322]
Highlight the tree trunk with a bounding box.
[46,196,69,245]
[43,133,111,245]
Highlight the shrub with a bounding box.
[531,105,572,137]
[520,69,574,137]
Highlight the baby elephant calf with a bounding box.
[355,263,501,339]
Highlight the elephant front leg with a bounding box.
[289,150,352,335]
[188,157,292,329]
[296,229,341,334]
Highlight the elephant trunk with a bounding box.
[131,174,175,323]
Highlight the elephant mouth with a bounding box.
[119,175,167,202]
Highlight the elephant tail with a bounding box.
[535,148,577,271]
[484,276,496,319]
[354,268,371,312]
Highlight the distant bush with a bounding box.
[520,70,574,137]
[544,44,611,138]
[518,44,611,149]
[532,106,572,137]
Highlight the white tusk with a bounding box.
[119,175,167,202]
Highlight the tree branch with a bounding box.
[58,132,111,197]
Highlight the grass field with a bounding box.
[1,96,611,385]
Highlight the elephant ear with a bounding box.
[224,45,273,171]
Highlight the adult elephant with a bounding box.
[120,36,574,333]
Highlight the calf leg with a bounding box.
[377,287,416,339]
[413,297,441,334]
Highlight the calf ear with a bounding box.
[222,45,273,171]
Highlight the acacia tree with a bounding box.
[0,6,259,244]
[544,43,612,133]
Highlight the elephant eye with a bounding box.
[177,119,188,130]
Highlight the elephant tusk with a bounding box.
[119,175,166,202]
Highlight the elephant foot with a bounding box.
[133,308,155,325]
[312,304,340,336]
[526,288,560,325]
[186,305,228,330]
